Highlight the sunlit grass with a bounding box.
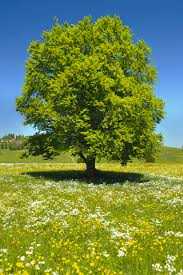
[0,162,183,178]
[0,163,182,274]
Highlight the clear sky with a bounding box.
[0,0,183,147]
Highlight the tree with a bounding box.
[16,16,164,176]
[0,134,26,150]
[1,133,15,140]
[143,135,163,163]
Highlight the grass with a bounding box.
[0,150,77,163]
[157,146,183,164]
[0,163,183,274]
[0,146,183,164]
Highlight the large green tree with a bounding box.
[17,16,164,175]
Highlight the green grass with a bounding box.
[157,146,183,163]
[0,146,183,164]
[0,163,182,274]
[0,149,77,163]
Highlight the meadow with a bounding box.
[0,162,183,274]
[0,146,183,164]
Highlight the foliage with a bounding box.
[16,16,164,172]
[143,135,163,163]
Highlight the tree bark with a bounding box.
[78,152,96,177]
[86,157,96,177]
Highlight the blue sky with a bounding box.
[0,0,183,147]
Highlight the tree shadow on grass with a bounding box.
[26,169,149,185]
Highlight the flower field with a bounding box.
[0,163,183,274]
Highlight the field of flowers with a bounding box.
[0,163,183,274]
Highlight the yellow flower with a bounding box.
[16,262,24,268]
[72,263,83,275]
[30,260,36,266]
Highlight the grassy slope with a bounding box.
[157,146,183,163]
[0,146,183,163]
[0,150,77,163]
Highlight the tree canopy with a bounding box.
[16,16,164,175]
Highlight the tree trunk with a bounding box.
[86,157,96,177]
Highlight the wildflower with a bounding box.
[111,229,131,240]
[165,231,183,238]
[38,260,45,265]
[44,268,52,273]
[35,264,40,270]
[30,260,36,266]
[26,250,33,255]
[16,261,24,268]
[0,248,7,254]
[102,251,110,258]
[70,208,80,216]
[20,256,26,261]
[118,249,126,257]
[152,263,163,272]
[165,255,176,273]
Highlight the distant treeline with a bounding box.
[0,134,26,150]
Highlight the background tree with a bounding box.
[16,16,164,175]
[0,134,26,150]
